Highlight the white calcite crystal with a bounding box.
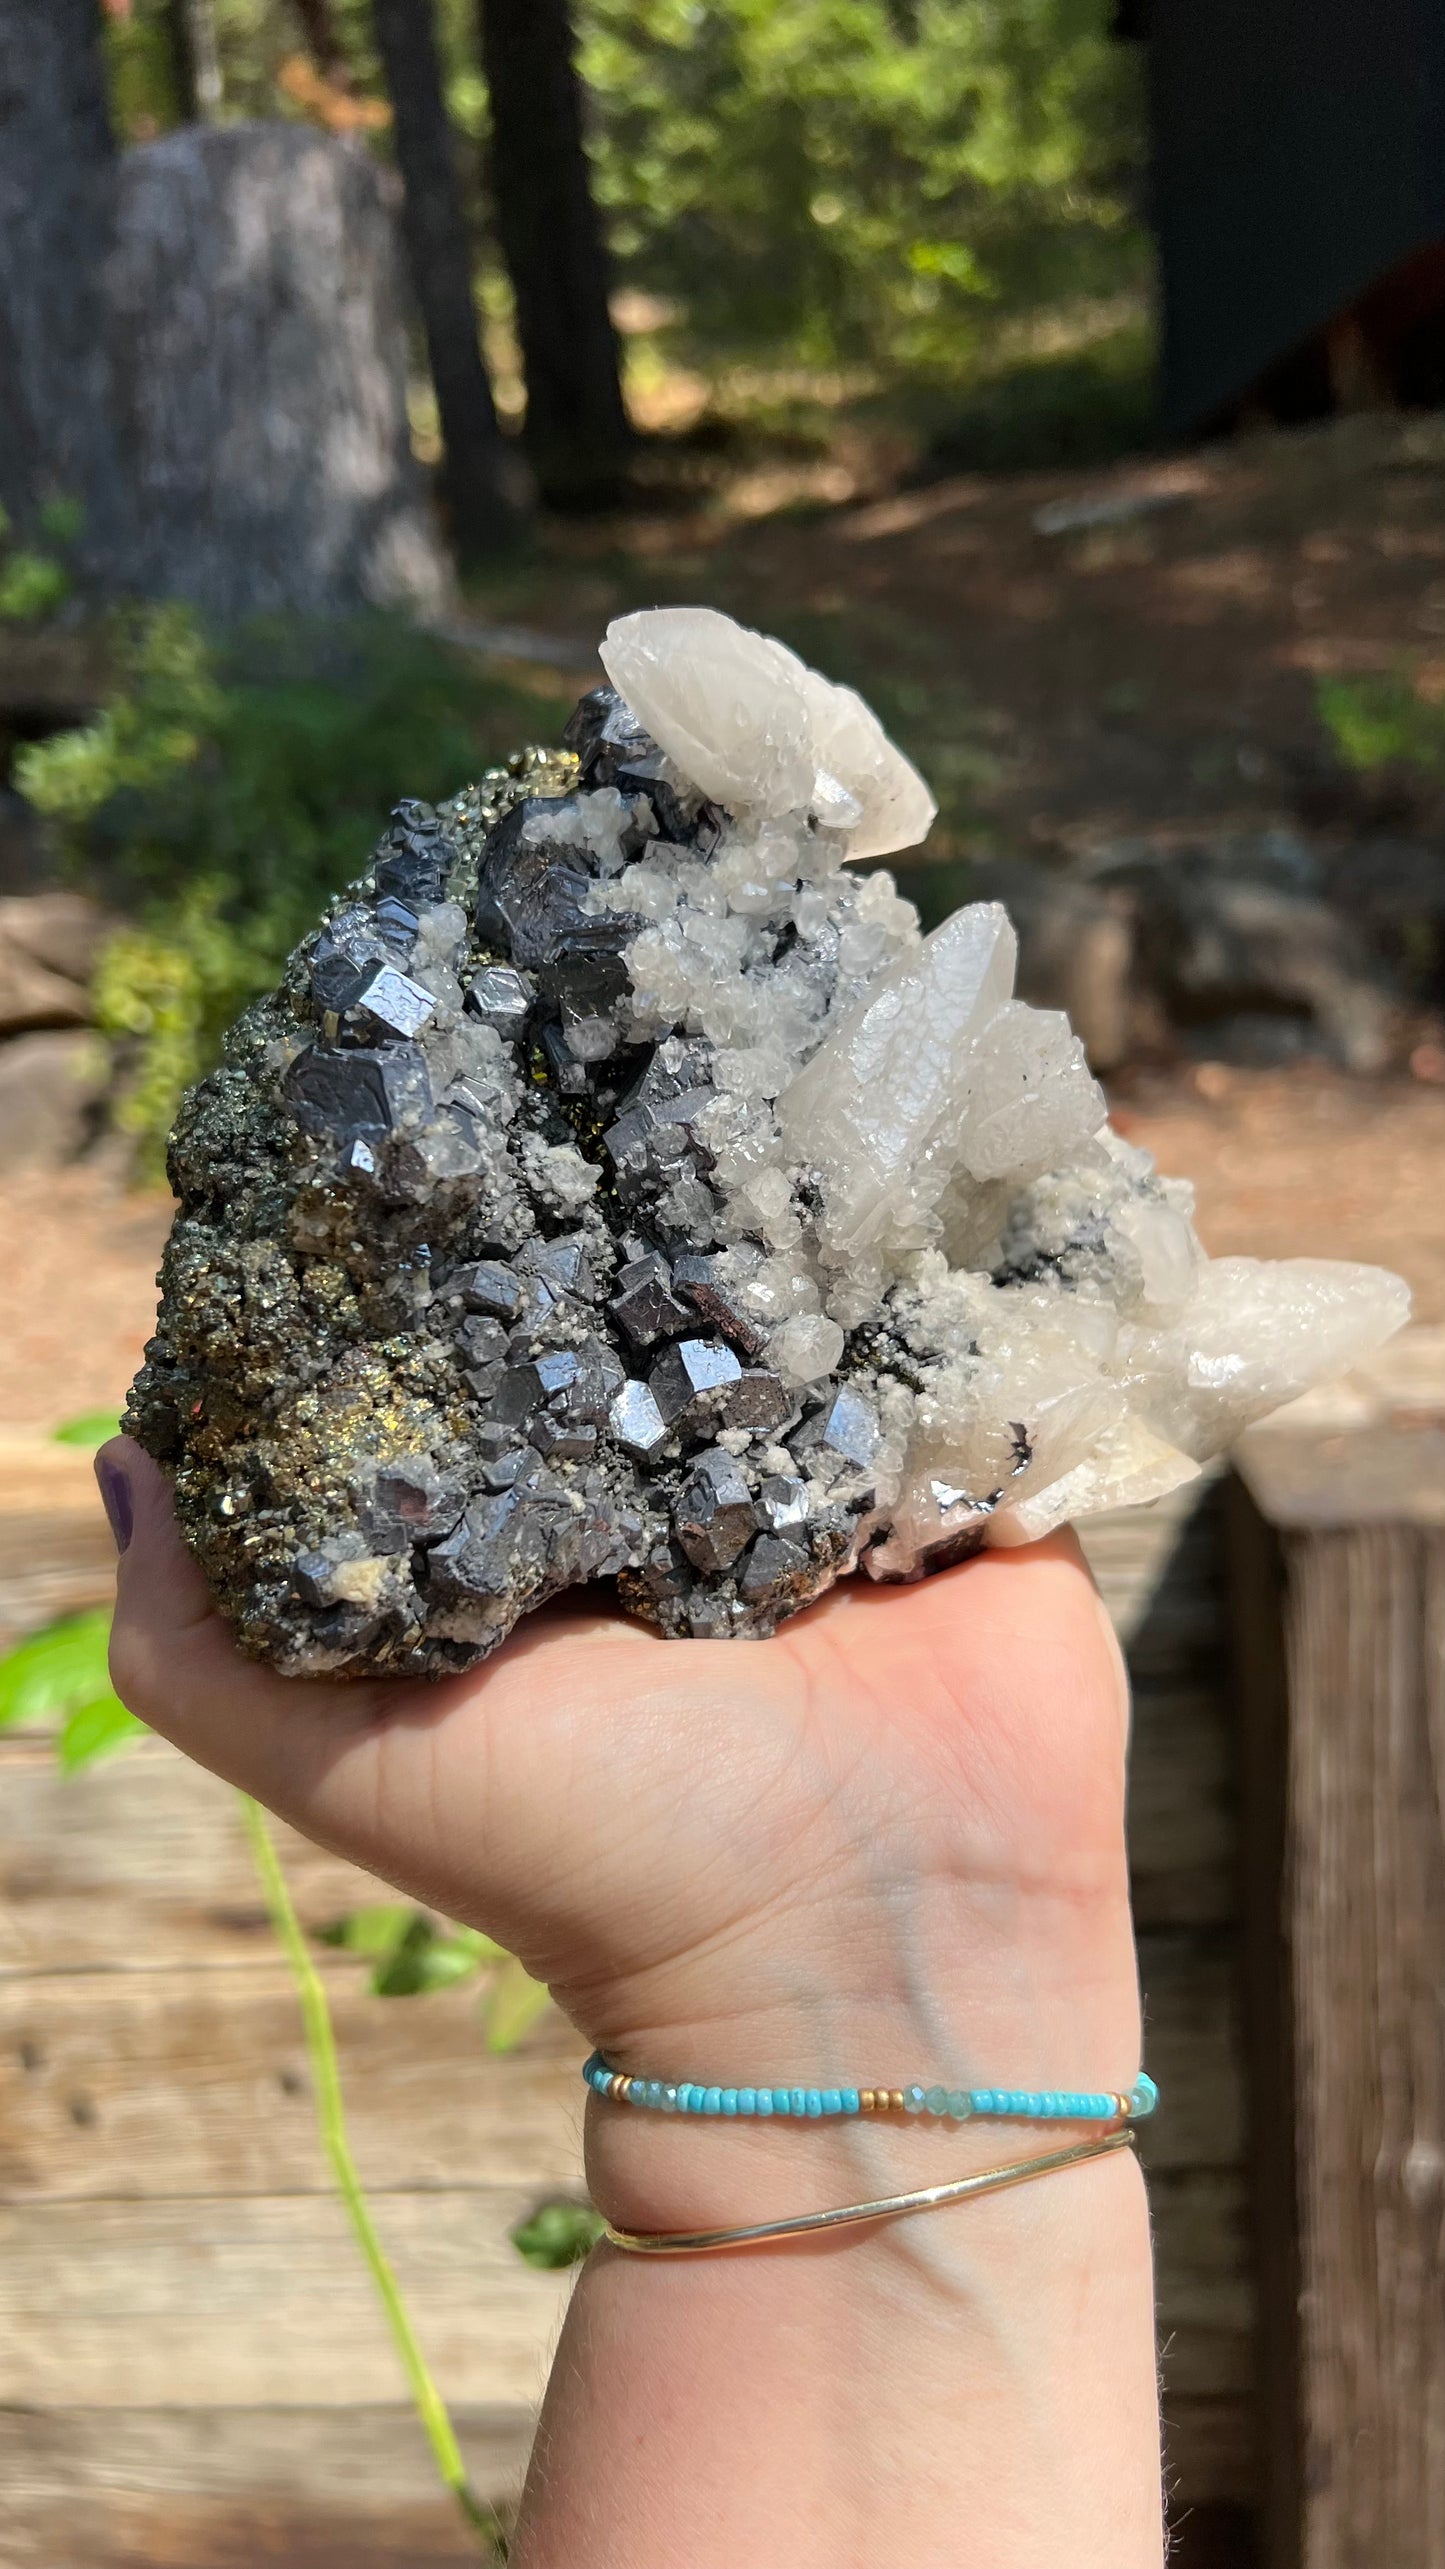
[600,607,937,859]
[595,607,1410,1570]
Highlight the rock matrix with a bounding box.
[128,609,1410,1675]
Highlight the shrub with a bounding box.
[17,606,565,1168]
[1317,669,1445,779]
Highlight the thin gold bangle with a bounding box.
[601,2124,1137,2257]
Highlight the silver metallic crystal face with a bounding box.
[127,610,1410,1678]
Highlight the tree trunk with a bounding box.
[172,0,224,118]
[287,0,351,84]
[162,0,201,123]
[476,0,629,509]
[108,124,451,620]
[0,0,131,571]
[370,0,518,560]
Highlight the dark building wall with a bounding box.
[1148,0,1445,431]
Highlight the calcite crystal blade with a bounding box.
[128,608,1410,1677]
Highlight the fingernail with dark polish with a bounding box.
[96,1456,133,1555]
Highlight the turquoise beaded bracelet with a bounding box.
[584,2052,1158,2126]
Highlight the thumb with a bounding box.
[99,1435,392,1822]
[95,1435,653,1948]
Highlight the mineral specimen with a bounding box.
[128,608,1411,1675]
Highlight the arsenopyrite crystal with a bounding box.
[127,609,1410,1675]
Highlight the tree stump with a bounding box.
[107,124,450,621]
[0,0,130,569]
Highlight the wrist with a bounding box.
[577,1874,1143,2236]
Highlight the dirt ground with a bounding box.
[505,406,1445,858]
[4,1059,1441,1433]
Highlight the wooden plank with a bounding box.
[1079,1474,1222,1645]
[0,1737,406,1976]
[0,1431,117,1651]
[0,2493,495,2569]
[1230,1446,1445,2569]
[0,2403,532,2506]
[0,1937,1237,2198]
[1162,2399,1259,2511]
[1237,1421,1445,1530]
[1150,2169,1257,2401]
[0,1436,113,1514]
[0,2405,532,2569]
[1129,1684,1238,1929]
[1285,1524,1445,2566]
[1137,1930,1247,2173]
[0,2412,1258,2566]
[0,2171,1248,2425]
[1225,1471,1301,2569]
[0,2409,1257,2567]
[0,1963,585,2203]
[0,2189,576,2409]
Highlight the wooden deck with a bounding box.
[1,1435,1256,2563]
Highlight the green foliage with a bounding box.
[0,1606,146,1772]
[0,496,75,624]
[319,1905,505,1996]
[317,1903,550,2040]
[1317,671,1445,779]
[104,0,1147,426]
[578,0,1147,380]
[917,318,1156,471]
[510,2199,606,2270]
[51,1411,123,1449]
[0,550,71,622]
[0,1608,113,1731]
[17,605,562,1167]
[57,1694,149,1775]
[18,605,222,817]
[481,1953,553,2055]
[89,895,278,1181]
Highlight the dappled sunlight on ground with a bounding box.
[1113,1063,1445,1321]
[1,1166,171,1431]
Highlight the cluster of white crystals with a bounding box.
[597,609,1411,1568]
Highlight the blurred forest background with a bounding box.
[3,0,1445,1415]
[99,0,1150,464]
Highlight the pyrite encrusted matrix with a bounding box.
[128,607,1410,1676]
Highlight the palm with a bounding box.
[110,1442,1130,2060]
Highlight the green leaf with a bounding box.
[0,550,70,622]
[59,1694,148,1774]
[509,2199,605,2270]
[482,1954,552,2053]
[373,1916,496,1998]
[52,1411,122,1449]
[0,1608,116,1731]
[315,1905,501,1997]
[315,1902,417,1959]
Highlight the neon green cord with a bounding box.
[238,1793,506,2555]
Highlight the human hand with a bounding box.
[101,1432,1140,2227]
[102,1432,1160,2563]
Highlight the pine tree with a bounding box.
[371,0,520,559]
[477,0,630,508]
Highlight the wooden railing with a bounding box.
[1229,1341,1445,2569]
[3,1336,1441,2564]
